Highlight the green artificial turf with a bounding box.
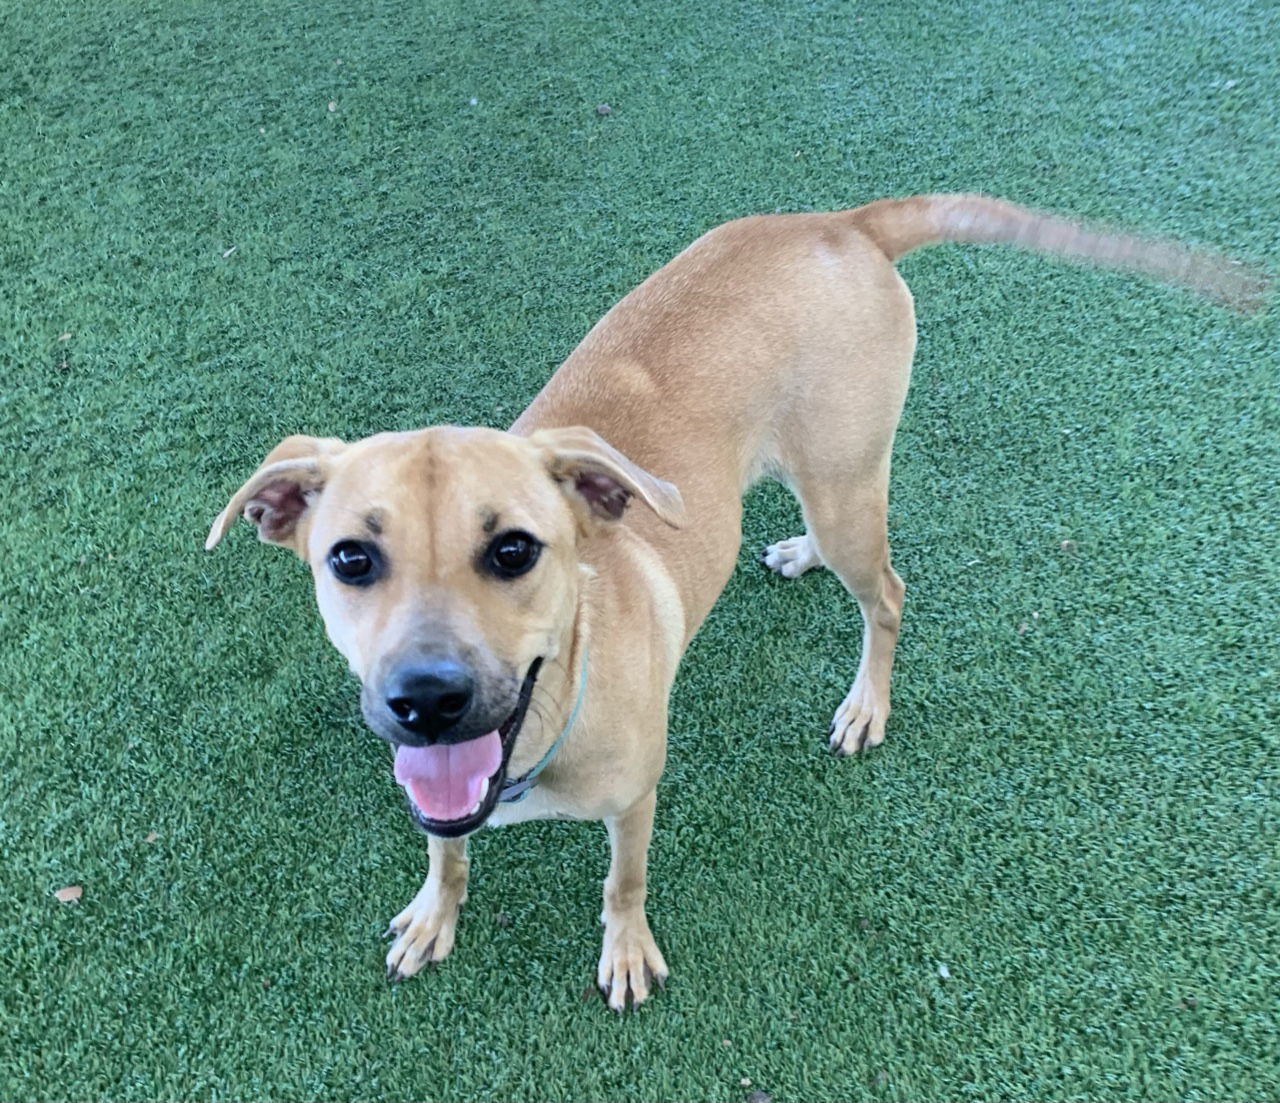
[2,0,1277,1099]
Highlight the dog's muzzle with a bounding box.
[388,659,542,838]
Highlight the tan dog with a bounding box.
[206,194,1261,1010]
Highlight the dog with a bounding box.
[206,194,1262,1010]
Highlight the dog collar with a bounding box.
[500,649,588,804]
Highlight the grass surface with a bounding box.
[3,0,1278,1099]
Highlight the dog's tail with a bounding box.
[848,193,1267,313]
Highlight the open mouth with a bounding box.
[392,659,542,838]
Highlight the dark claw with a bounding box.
[656,972,668,991]
[383,924,398,939]
[856,723,871,753]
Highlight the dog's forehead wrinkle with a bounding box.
[422,435,440,570]
[313,495,388,552]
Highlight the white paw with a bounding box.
[597,912,669,1012]
[829,676,889,755]
[384,886,463,981]
[760,534,823,579]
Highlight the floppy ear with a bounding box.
[205,435,346,554]
[531,426,685,530]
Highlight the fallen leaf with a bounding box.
[740,1078,752,1088]
[58,332,72,341]
[328,100,337,112]
[596,103,612,116]
[938,962,951,980]
[222,246,237,259]
[145,832,159,843]
[54,885,82,903]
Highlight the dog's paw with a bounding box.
[760,534,822,579]
[384,888,462,981]
[597,912,668,1012]
[829,676,889,755]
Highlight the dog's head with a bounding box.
[206,425,684,837]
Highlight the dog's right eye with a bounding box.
[328,540,380,585]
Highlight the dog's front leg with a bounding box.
[598,787,668,1011]
[385,834,469,981]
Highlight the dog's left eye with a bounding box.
[328,540,381,585]
[486,531,541,578]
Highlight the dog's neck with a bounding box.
[500,642,589,803]
[507,565,594,781]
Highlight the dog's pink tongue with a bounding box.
[394,732,502,822]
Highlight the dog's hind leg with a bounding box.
[790,463,905,755]
[760,532,824,579]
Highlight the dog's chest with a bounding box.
[485,787,586,828]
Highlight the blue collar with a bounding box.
[499,649,588,804]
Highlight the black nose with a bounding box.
[385,661,475,740]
